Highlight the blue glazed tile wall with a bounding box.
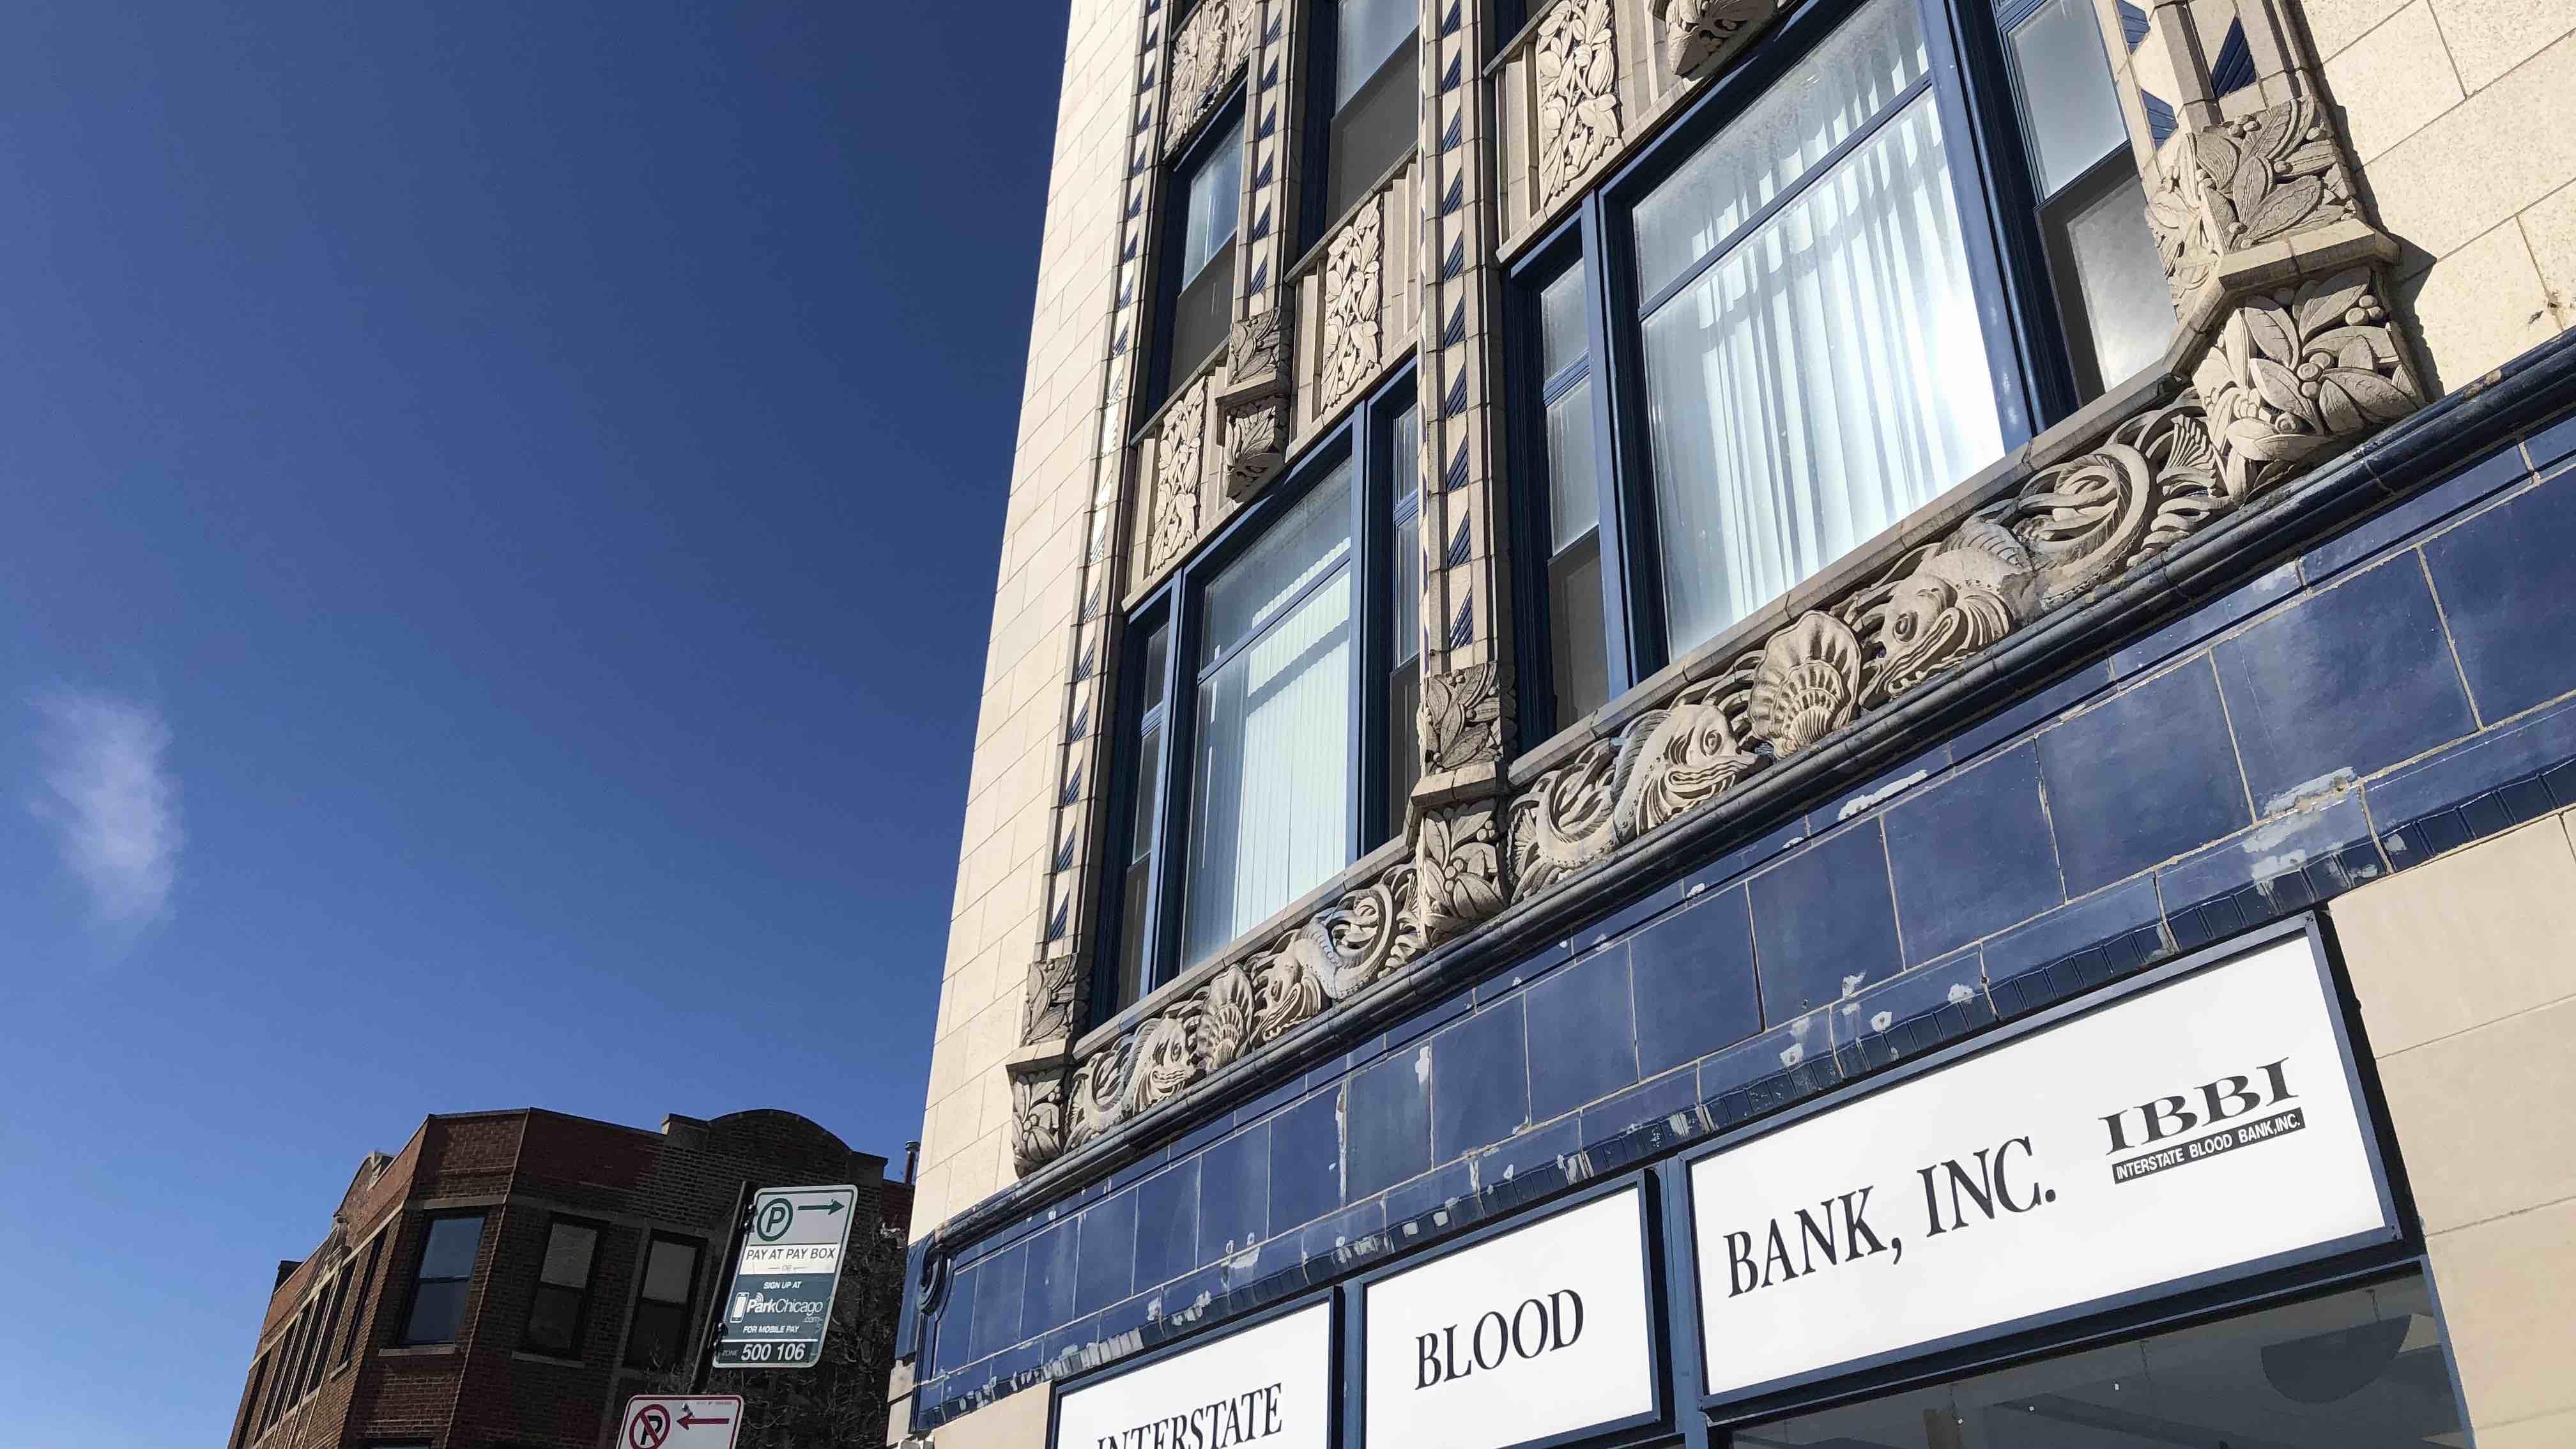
[914,410,2576,1423]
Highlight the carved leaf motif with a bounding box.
[1147,384,1209,573]
[2245,176,2325,243]
[1418,806,1505,930]
[1317,199,1384,413]
[1421,662,1502,774]
[1534,0,1623,206]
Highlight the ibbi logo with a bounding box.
[2099,1059,2297,1154]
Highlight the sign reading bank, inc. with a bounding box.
[1689,930,2396,1404]
[1052,1302,1331,1449]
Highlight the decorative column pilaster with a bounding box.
[2097,0,2425,490]
[1009,0,1188,1181]
[1410,0,1515,942]
[1218,0,1301,496]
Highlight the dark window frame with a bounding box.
[521,1213,608,1359]
[300,1267,350,1397]
[1147,86,1250,411]
[333,1229,387,1369]
[231,1353,270,1449]
[1094,365,1420,1021]
[1503,0,2090,746]
[1298,0,1423,257]
[623,1230,708,1370]
[397,1211,487,1348]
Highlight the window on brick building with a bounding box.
[334,1230,386,1368]
[231,1354,269,1449]
[399,1212,486,1346]
[623,1233,704,1370]
[300,1268,349,1395]
[522,1216,603,1356]
[1153,107,1245,406]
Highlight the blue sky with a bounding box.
[0,5,1060,1444]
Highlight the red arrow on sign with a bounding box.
[680,1407,734,1429]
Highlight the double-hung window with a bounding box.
[1999,0,2175,398]
[399,1212,485,1347]
[1516,0,2168,733]
[1103,372,1418,1016]
[522,1216,602,1356]
[1305,0,1420,243]
[1158,108,1245,402]
[333,1231,385,1368]
[624,1233,704,1369]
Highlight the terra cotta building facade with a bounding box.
[900,1,2576,1448]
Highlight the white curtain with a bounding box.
[1635,0,2002,656]
[1184,470,1354,963]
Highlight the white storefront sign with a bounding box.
[1690,931,2393,1401]
[1364,1187,1658,1449]
[1054,1301,1332,1449]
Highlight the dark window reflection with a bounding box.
[1738,1275,2463,1448]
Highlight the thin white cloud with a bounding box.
[31,689,182,931]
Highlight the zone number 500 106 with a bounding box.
[728,1341,811,1363]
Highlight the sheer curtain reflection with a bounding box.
[1636,0,2002,655]
[1184,468,1356,963]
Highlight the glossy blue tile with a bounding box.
[1696,1011,1841,1130]
[2525,408,2576,476]
[967,1240,1026,1358]
[1683,816,1811,898]
[1883,745,2064,963]
[1982,875,2167,989]
[2368,693,2576,861]
[1197,1121,1270,1259]
[1579,1066,1702,1145]
[1951,659,2112,763]
[2303,447,2527,585]
[931,1262,978,1376]
[2159,794,2382,914]
[1237,1073,1309,1129]
[1629,887,1761,1078]
[1379,1158,1474,1228]
[1474,940,1570,1006]
[2215,556,2477,811]
[2424,474,2576,721]
[1020,1220,1077,1341]
[1298,1200,1387,1269]
[1831,948,1993,1074]
[1131,1158,1199,1289]
[1384,989,1473,1052]
[1169,1108,1238,1163]
[1074,1189,1138,1316]
[1266,1087,1342,1232]
[1568,880,1685,956]
[1524,942,1638,1121]
[2037,659,2250,894]
[1430,997,1530,1162]
[1807,743,1952,834]
[2111,560,2303,679]
[1101,1144,1172,1197]
[1344,1042,1432,1198]
[1470,1113,1582,1192]
[1746,822,1903,1021]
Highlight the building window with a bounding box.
[1507,0,2167,728]
[2000,0,2175,398]
[300,1268,350,1396]
[1157,107,1245,402]
[1103,372,1418,1013]
[1382,399,1422,839]
[232,1354,269,1449]
[399,1213,486,1347]
[334,1231,385,1368]
[624,1233,705,1370]
[522,1217,602,1356]
[1741,1274,2463,1446]
[1307,0,1420,242]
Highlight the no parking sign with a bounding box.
[619,1395,742,1449]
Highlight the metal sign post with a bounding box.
[619,1395,744,1449]
[712,1183,857,1370]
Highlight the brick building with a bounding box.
[226,1107,910,1449]
[898,1,2576,1448]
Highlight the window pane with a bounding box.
[1745,1275,2463,1447]
[1389,403,1420,512]
[1387,657,1421,839]
[418,1216,484,1283]
[2064,168,2177,389]
[642,1238,699,1306]
[539,1223,597,1289]
[334,1236,383,1368]
[1544,379,1600,554]
[626,1300,689,1370]
[1336,0,1418,109]
[1549,536,1611,725]
[1184,475,1354,960]
[1202,467,1355,666]
[1392,511,1420,666]
[1116,716,1166,1003]
[402,1280,468,1346]
[1183,118,1243,282]
[1634,0,1929,300]
[1540,266,1590,379]
[1325,32,1420,222]
[524,1283,582,1354]
[1641,92,2003,654]
[2010,0,2129,196]
[1139,621,1172,716]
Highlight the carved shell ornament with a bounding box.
[1748,613,1863,756]
[1535,0,1623,206]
